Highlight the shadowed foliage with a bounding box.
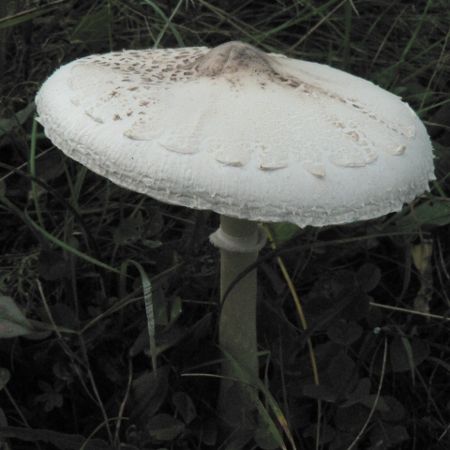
[0,1,449,449]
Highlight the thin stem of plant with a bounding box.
[80,416,126,450]
[370,301,450,321]
[347,338,388,450]
[264,226,321,450]
[264,227,320,383]
[114,357,133,446]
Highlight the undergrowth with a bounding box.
[0,1,449,449]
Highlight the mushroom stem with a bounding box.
[210,215,265,427]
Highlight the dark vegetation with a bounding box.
[0,1,449,449]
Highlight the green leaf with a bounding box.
[169,296,182,325]
[220,349,292,450]
[113,214,144,245]
[395,198,450,230]
[130,367,169,425]
[357,263,381,292]
[342,378,371,407]
[267,222,299,243]
[0,296,34,338]
[172,391,197,424]
[69,5,110,44]
[255,426,283,449]
[357,394,389,412]
[303,424,336,445]
[38,249,70,281]
[25,212,121,274]
[120,260,156,371]
[0,368,10,391]
[335,404,368,431]
[223,430,253,450]
[36,381,63,412]
[34,151,65,182]
[0,1,66,30]
[327,320,362,346]
[148,414,185,441]
[0,102,35,137]
[379,396,406,422]
[389,337,429,374]
[302,384,337,403]
[0,426,109,449]
[369,423,409,447]
[327,351,356,395]
[139,0,184,47]
[200,419,217,446]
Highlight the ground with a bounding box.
[0,1,449,449]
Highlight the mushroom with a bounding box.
[35,41,435,427]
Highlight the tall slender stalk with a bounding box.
[214,216,260,428]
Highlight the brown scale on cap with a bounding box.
[36,40,434,227]
[191,41,278,78]
[68,42,416,154]
[188,43,410,148]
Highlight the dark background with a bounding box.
[0,1,449,449]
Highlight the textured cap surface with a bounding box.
[36,41,435,227]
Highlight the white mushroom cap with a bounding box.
[36,41,435,227]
